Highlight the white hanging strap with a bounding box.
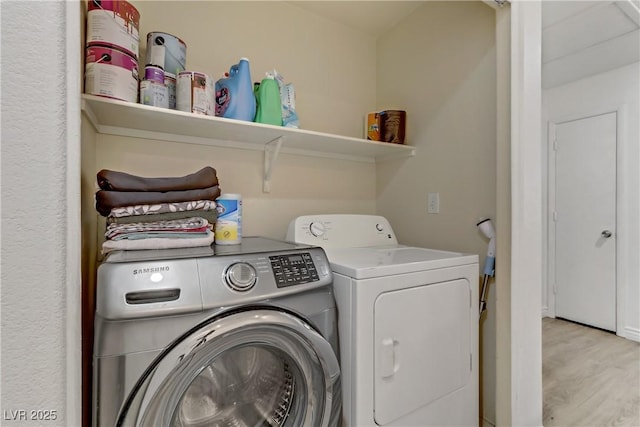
[86,53,110,68]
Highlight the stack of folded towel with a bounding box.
[95,167,221,254]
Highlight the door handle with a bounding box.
[601,230,612,238]
[379,338,399,378]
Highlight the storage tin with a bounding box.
[86,0,140,59]
[365,110,407,144]
[84,45,139,103]
[140,80,168,108]
[176,71,213,115]
[165,72,177,109]
[146,32,187,76]
[144,65,165,84]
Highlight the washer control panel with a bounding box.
[269,252,319,288]
[101,238,334,313]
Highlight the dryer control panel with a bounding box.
[286,214,398,247]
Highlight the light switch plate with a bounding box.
[427,192,439,214]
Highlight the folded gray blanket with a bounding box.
[105,217,210,240]
[107,209,218,225]
[102,231,214,254]
[95,185,221,216]
[97,166,218,192]
[108,200,217,218]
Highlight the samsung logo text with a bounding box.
[133,266,170,275]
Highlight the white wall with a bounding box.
[1,1,81,426]
[376,2,497,257]
[135,0,376,139]
[81,111,98,427]
[494,4,512,425]
[542,62,640,341]
[509,2,543,425]
[375,2,497,424]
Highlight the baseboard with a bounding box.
[541,307,552,318]
[481,416,541,427]
[481,417,496,427]
[624,327,640,342]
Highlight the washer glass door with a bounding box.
[117,309,341,427]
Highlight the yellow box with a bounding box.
[365,112,381,141]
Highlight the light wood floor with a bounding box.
[543,317,640,427]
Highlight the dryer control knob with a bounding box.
[224,262,257,292]
[309,222,326,237]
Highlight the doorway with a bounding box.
[548,112,617,332]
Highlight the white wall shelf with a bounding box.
[81,94,416,163]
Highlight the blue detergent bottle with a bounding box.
[215,58,256,122]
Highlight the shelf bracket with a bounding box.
[263,136,284,193]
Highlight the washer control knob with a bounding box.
[309,222,326,237]
[376,223,384,232]
[224,262,257,292]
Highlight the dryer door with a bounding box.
[374,279,472,425]
[116,309,341,427]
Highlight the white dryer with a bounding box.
[287,214,479,427]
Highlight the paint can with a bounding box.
[176,71,213,115]
[140,80,168,108]
[165,72,177,109]
[84,45,138,103]
[86,0,140,59]
[144,65,165,84]
[146,32,187,76]
[215,194,242,245]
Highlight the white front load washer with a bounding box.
[93,237,341,427]
[287,214,479,427]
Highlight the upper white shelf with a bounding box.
[81,94,416,163]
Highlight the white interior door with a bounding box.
[553,112,617,331]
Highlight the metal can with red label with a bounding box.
[176,71,213,115]
[85,45,138,102]
[86,0,140,59]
